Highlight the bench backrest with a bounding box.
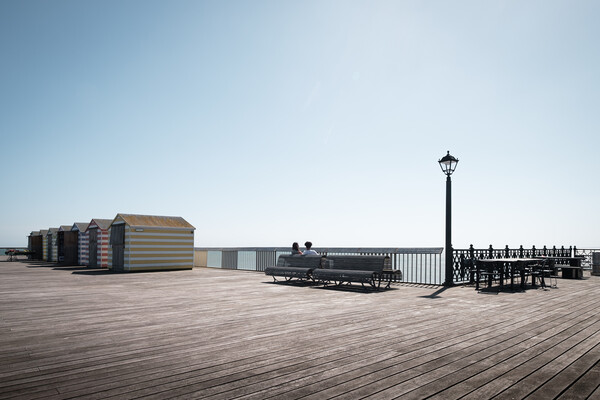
[277,255,325,268]
[324,255,390,272]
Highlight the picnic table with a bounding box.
[475,258,542,291]
[4,249,33,261]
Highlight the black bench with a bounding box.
[264,255,325,282]
[558,265,583,279]
[312,255,392,290]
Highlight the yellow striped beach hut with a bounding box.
[40,229,48,261]
[108,214,195,272]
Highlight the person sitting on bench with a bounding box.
[303,241,318,255]
[291,242,303,255]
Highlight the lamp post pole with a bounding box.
[438,151,459,287]
[445,173,453,286]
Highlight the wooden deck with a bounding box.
[1,259,599,399]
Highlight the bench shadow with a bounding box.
[262,280,397,293]
[312,283,397,293]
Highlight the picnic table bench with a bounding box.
[264,255,325,282]
[4,249,34,261]
[535,256,584,279]
[312,255,393,290]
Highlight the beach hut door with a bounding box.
[111,224,125,271]
[89,228,98,267]
[57,232,64,262]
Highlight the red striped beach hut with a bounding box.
[71,223,89,266]
[86,219,111,268]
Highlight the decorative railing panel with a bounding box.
[573,247,599,269]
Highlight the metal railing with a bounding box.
[452,244,575,283]
[194,247,444,285]
[573,247,600,269]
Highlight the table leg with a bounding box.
[510,263,515,290]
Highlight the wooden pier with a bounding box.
[1,259,599,399]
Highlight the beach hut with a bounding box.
[46,228,59,263]
[71,222,89,266]
[86,219,112,268]
[40,229,49,261]
[28,231,43,260]
[108,213,195,272]
[57,225,78,265]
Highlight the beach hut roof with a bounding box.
[40,229,48,235]
[58,225,72,232]
[111,213,195,230]
[29,231,41,236]
[71,222,90,232]
[86,219,113,232]
[47,228,59,235]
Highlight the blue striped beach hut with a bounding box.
[46,228,59,263]
[71,222,89,266]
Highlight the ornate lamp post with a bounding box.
[439,151,459,286]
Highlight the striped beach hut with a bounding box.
[40,229,49,261]
[46,228,59,263]
[108,214,195,272]
[57,225,78,265]
[71,222,89,266]
[86,219,112,268]
[28,231,43,260]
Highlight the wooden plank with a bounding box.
[542,345,600,399]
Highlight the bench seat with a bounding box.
[312,268,376,283]
[313,255,392,290]
[264,255,324,282]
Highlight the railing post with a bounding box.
[518,245,524,258]
[469,244,475,259]
[504,245,510,258]
[532,245,537,257]
[488,245,494,259]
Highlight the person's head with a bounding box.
[304,241,313,250]
[292,242,300,251]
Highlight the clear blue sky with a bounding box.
[1,0,599,249]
